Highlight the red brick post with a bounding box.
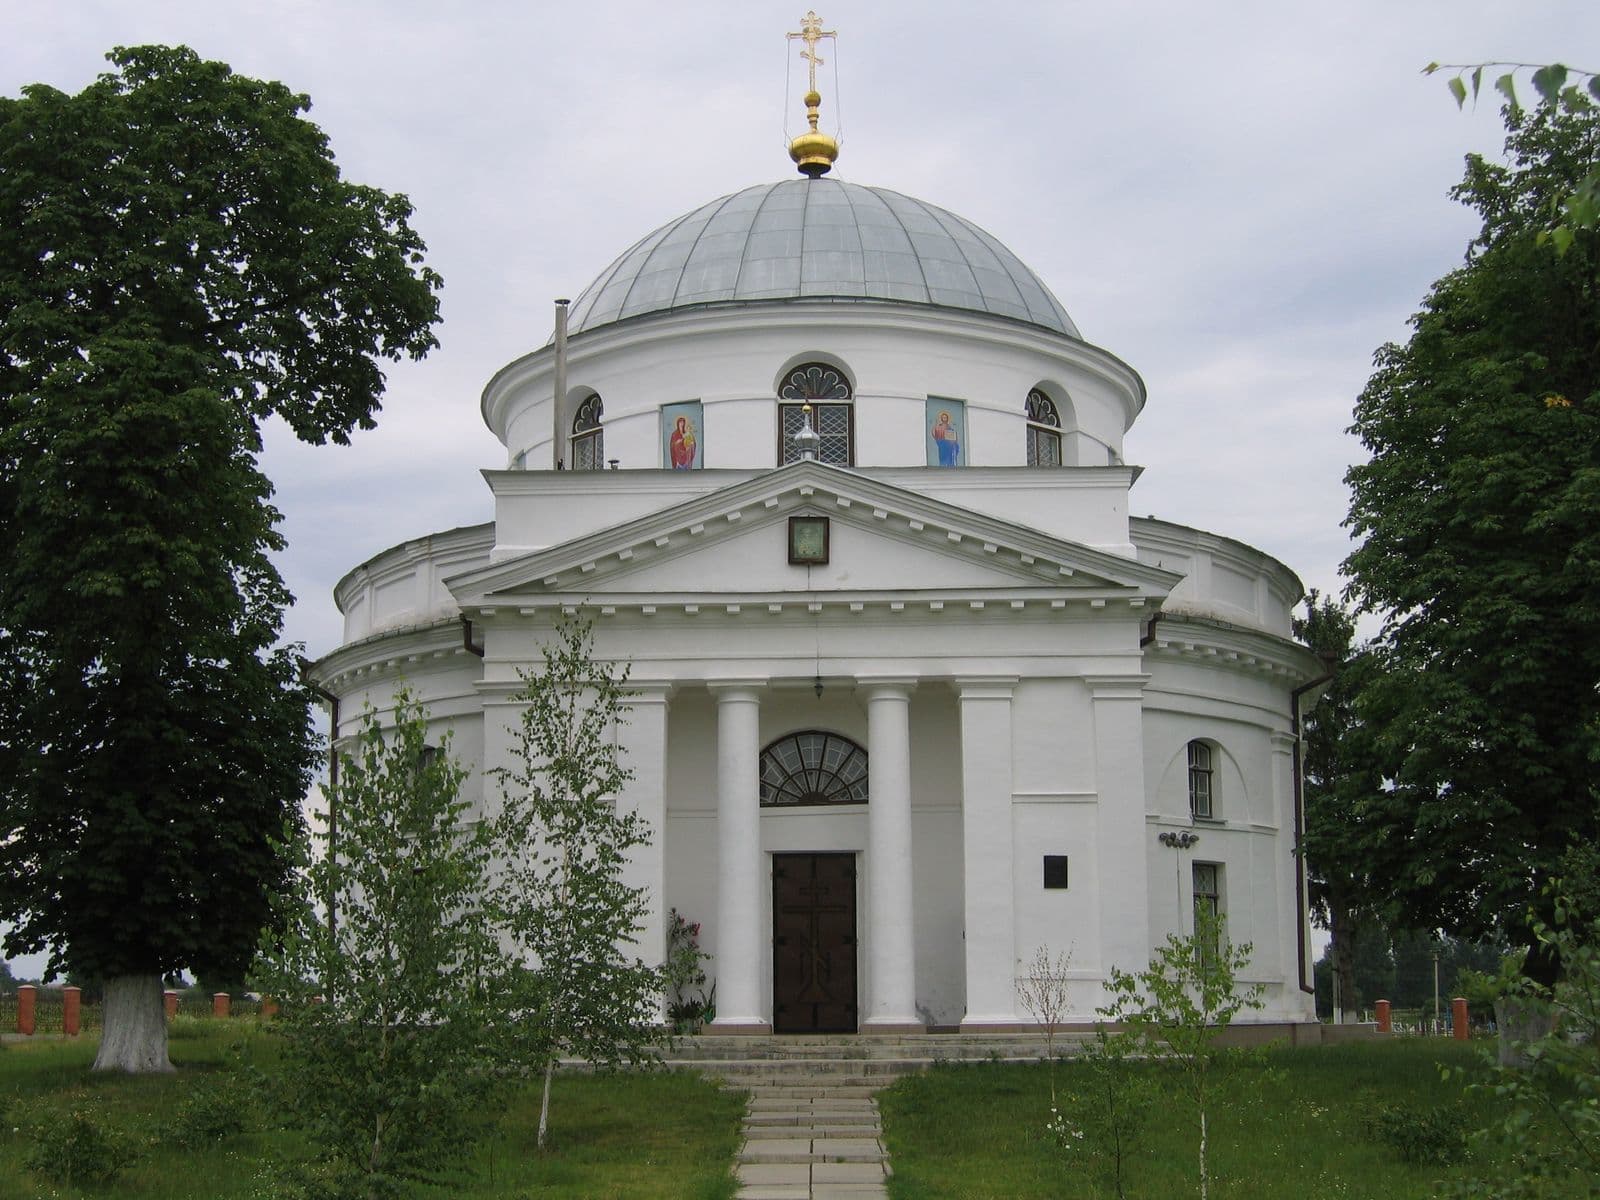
[62,986,81,1036]
[163,989,179,1020]
[17,984,36,1036]
[261,997,279,1020]
[1452,996,1469,1040]
[1375,999,1392,1034]
[212,992,230,1018]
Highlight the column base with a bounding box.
[707,1020,773,1036]
[859,1019,927,1035]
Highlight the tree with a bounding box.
[488,618,664,1151]
[1294,592,1387,1023]
[253,694,503,1199]
[1343,92,1600,987]
[1442,862,1600,1198]
[1426,61,1600,251]
[1098,909,1264,1200]
[0,45,442,1072]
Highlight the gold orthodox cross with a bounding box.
[787,10,836,95]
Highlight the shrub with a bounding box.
[163,1076,252,1147]
[1361,1103,1471,1164]
[25,1108,137,1185]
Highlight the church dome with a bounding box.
[565,179,1080,339]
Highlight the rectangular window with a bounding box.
[1026,424,1062,466]
[781,403,852,465]
[571,429,602,471]
[1193,861,1223,964]
[1187,741,1214,819]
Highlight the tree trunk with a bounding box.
[1331,904,1360,1024]
[92,973,174,1073]
[536,1056,555,1149]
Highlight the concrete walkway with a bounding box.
[733,1079,891,1199]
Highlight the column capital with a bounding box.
[955,675,1019,701]
[625,681,677,704]
[707,678,766,702]
[1083,672,1151,700]
[856,676,918,700]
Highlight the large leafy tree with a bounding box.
[1343,92,1600,986]
[0,45,442,1070]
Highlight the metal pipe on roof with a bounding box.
[552,299,569,469]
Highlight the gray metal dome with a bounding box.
[565,179,1080,338]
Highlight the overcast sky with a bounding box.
[5,2,1596,977]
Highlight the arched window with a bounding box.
[759,730,868,807]
[1025,389,1062,467]
[1187,740,1215,819]
[571,393,603,471]
[779,362,853,465]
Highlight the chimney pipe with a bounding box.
[552,299,570,469]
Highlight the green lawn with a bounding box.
[0,1024,743,1198]
[878,1039,1559,1199]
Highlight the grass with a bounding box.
[878,1038,1568,1199]
[0,1023,743,1198]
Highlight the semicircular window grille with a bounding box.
[759,730,869,807]
[780,363,852,401]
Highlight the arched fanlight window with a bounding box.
[759,730,868,807]
[1025,388,1062,467]
[779,363,853,465]
[571,393,603,470]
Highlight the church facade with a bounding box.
[312,169,1323,1034]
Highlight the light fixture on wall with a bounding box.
[1159,831,1200,849]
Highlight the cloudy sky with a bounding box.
[5,3,1595,973]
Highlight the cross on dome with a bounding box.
[786,11,840,178]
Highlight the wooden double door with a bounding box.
[772,852,858,1033]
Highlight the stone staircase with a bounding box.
[659,1032,1088,1199]
[661,1030,1089,1087]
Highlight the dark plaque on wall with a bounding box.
[788,515,830,565]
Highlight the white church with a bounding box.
[311,30,1322,1036]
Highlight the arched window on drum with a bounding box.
[571,393,603,471]
[1025,388,1062,467]
[779,363,853,465]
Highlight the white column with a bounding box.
[861,679,920,1032]
[1086,674,1151,986]
[958,677,1019,1029]
[708,680,768,1033]
[615,683,673,1010]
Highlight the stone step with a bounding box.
[745,1123,880,1139]
[745,1107,883,1126]
[668,1033,1087,1061]
[739,1137,884,1165]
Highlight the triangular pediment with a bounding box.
[446,461,1180,610]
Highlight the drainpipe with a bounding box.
[1290,667,1335,994]
[1139,610,1164,648]
[460,614,485,658]
[552,299,569,469]
[304,673,340,939]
